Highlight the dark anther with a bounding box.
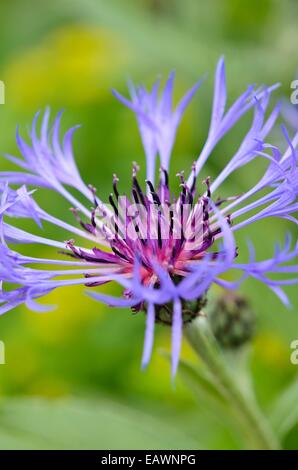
[133,176,147,206]
[161,168,169,187]
[113,174,119,199]
[169,209,174,234]
[88,184,98,207]
[190,162,197,194]
[183,184,193,206]
[70,207,94,233]
[146,180,161,206]
[157,211,162,249]
[111,245,129,261]
[203,176,211,198]
[91,207,97,228]
[177,173,187,203]
[65,239,80,258]
[132,188,140,205]
[109,193,119,217]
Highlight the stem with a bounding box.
[185,317,280,450]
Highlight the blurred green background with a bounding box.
[0,0,298,450]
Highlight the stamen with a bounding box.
[132,161,140,177]
[109,193,119,217]
[113,174,119,199]
[182,183,193,206]
[190,162,197,194]
[160,167,169,187]
[65,239,80,258]
[88,184,98,207]
[202,197,209,222]
[177,171,185,185]
[111,245,130,261]
[203,176,211,198]
[215,195,239,207]
[176,173,186,243]
[91,207,97,228]
[169,208,174,235]
[132,188,140,204]
[133,177,147,206]
[109,193,120,236]
[177,172,186,203]
[157,210,162,249]
[70,207,95,234]
[146,180,161,205]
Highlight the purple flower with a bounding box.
[0,57,297,377]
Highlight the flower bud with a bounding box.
[208,292,256,349]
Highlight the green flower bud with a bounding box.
[208,292,256,349]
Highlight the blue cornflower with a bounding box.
[0,57,297,376]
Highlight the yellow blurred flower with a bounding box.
[6,342,39,385]
[5,24,131,108]
[28,377,70,398]
[254,332,290,368]
[23,284,104,344]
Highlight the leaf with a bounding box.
[269,378,298,439]
[0,397,200,450]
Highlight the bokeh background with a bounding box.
[0,0,297,450]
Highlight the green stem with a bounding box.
[185,317,280,450]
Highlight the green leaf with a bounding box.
[0,397,200,450]
[269,378,298,439]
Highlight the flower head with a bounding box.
[1,57,297,377]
